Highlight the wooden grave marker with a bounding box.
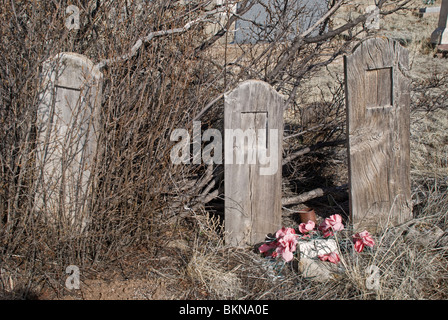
[224,80,284,246]
[344,38,412,232]
[36,52,102,229]
[431,0,448,47]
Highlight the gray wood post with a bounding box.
[36,52,102,230]
[224,80,284,246]
[344,38,412,233]
[431,0,448,45]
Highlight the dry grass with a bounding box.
[181,187,448,300]
[179,0,448,300]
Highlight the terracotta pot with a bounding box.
[297,208,317,224]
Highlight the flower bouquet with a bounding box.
[259,214,375,273]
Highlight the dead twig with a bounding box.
[281,184,348,206]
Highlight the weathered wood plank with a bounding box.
[345,38,412,232]
[224,80,284,246]
[431,0,448,45]
[36,53,103,230]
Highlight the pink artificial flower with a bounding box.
[325,214,345,231]
[259,241,277,257]
[275,227,295,239]
[299,220,315,235]
[259,227,298,262]
[300,233,312,239]
[318,252,341,264]
[275,227,298,262]
[318,214,344,237]
[353,230,375,253]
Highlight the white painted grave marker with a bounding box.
[36,53,102,230]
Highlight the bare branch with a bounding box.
[282,184,348,206]
[282,139,346,166]
[95,5,229,70]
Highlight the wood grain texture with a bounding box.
[344,38,411,232]
[224,80,284,246]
